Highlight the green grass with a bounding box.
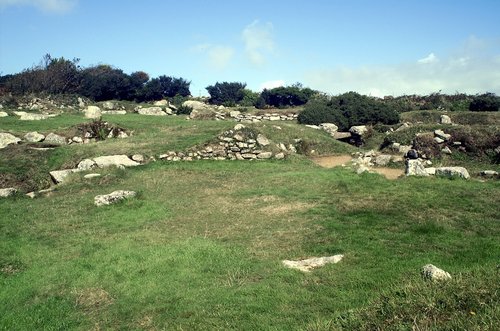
[1,113,499,330]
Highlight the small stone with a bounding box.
[275,152,285,160]
[256,134,270,146]
[434,137,445,144]
[435,167,470,180]
[440,115,452,124]
[77,159,97,171]
[405,159,429,177]
[94,190,136,207]
[44,133,66,145]
[234,124,246,131]
[441,146,452,155]
[50,169,75,183]
[257,152,273,159]
[23,131,45,143]
[84,173,101,179]
[0,132,21,149]
[374,154,392,166]
[26,192,36,199]
[421,264,451,281]
[0,111,8,117]
[241,153,257,159]
[131,154,144,162]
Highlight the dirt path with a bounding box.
[311,155,404,180]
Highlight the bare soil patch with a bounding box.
[311,155,352,168]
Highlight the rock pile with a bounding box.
[159,125,287,161]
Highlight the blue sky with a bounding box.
[1,0,499,96]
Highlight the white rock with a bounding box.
[0,111,8,117]
[421,264,451,281]
[0,187,17,197]
[49,169,75,184]
[374,154,392,166]
[434,137,445,144]
[153,100,169,106]
[405,159,429,177]
[234,124,246,131]
[102,101,115,110]
[94,190,136,207]
[182,100,210,111]
[434,129,451,141]
[0,133,21,149]
[256,134,270,146]
[241,153,257,159]
[435,167,470,180]
[349,125,368,136]
[24,131,45,143]
[72,136,83,143]
[77,159,97,171]
[257,152,273,159]
[137,107,166,116]
[319,123,339,135]
[101,110,127,115]
[93,155,140,168]
[441,146,452,155]
[480,170,498,177]
[84,106,102,119]
[230,110,241,118]
[425,167,436,175]
[131,154,144,162]
[305,124,320,130]
[84,173,101,179]
[275,152,285,160]
[117,131,128,139]
[77,97,85,108]
[440,115,452,124]
[283,255,344,272]
[44,133,66,145]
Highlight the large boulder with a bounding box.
[0,133,21,149]
[84,106,102,119]
[183,100,210,112]
[94,190,136,207]
[44,133,66,145]
[421,264,452,281]
[153,100,169,106]
[137,107,166,116]
[24,131,45,143]
[405,159,429,176]
[93,155,140,168]
[435,167,470,179]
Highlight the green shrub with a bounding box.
[176,104,193,115]
[298,92,399,131]
[260,84,316,108]
[469,93,500,112]
[206,82,246,105]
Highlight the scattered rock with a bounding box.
[256,134,270,146]
[480,170,498,177]
[77,159,97,171]
[44,133,66,145]
[405,159,429,177]
[85,106,102,119]
[374,154,392,167]
[94,190,136,207]
[435,167,470,180]
[282,255,344,272]
[84,173,101,179]
[441,146,452,155]
[421,264,451,281]
[49,169,75,184]
[102,101,115,110]
[349,125,368,136]
[24,131,45,143]
[0,187,17,197]
[93,155,140,168]
[0,111,8,117]
[0,133,21,149]
[440,115,452,124]
[319,123,339,136]
[434,129,451,141]
[131,154,145,162]
[137,107,166,116]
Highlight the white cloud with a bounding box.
[260,80,285,90]
[304,44,500,97]
[242,20,275,66]
[418,52,438,64]
[0,0,77,13]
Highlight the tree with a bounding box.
[261,84,316,108]
[137,75,191,102]
[78,65,132,101]
[206,82,246,106]
[469,93,500,112]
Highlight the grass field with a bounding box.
[1,111,499,330]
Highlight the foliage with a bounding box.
[176,104,193,115]
[78,65,133,101]
[136,76,191,102]
[206,81,246,106]
[469,93,500,112]
[240,89,260,107]
[298,92,400,131]
[261,84,316,108]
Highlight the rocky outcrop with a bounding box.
[94,190,136,207]
[421,264,451,281]
[0,133,21,149]
[435,167,470,180]
[282,255,344,272]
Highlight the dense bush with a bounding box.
[298,92,400,131]
[240,89,260,107]
[469,93,500,112]
[261,84,316,108]
[206,82,246,106]
[136,75,191,102]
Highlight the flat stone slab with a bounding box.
[94,190,136,206]
[282,255,344,272]
[49,169,75,184]
[0,132,21,149]
[93,155,140,168]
